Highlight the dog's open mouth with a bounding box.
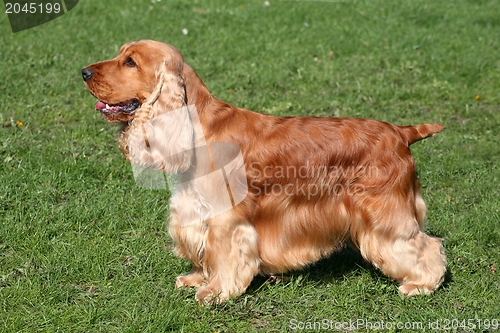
[95,99,140,114]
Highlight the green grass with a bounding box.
[1,0,499,331]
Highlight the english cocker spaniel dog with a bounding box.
[82,40,446,304]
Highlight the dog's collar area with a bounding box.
[96,99,140,114]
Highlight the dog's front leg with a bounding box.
[195,211,260,305]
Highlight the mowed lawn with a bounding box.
[1,0,499,332]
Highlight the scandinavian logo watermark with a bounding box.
[3,0,79,33]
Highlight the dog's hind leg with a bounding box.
[359,229,446,295]
[354,197,446,296]
[195,210,260,305]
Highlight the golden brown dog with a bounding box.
[82,40,446,304]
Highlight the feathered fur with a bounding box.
[83,40,447,304]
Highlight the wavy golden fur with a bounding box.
[82,40,446,304]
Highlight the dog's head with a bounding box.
[82,40,186,122]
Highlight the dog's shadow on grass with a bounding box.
[247,246,373,294]
[247,245,453,296]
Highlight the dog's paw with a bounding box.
[399,284,433,296]
[175,273,204,289]
[195,286,228,305]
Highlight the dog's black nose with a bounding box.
[82,67,94,82]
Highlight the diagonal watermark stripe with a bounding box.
[128,105,249,225]
[4,0,79,33]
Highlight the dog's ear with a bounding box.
[125,61,194,174]
[149,61,187,118]
[126,107,194,174]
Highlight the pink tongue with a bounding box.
[95,101,106,110]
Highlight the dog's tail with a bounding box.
[398,123,444,146]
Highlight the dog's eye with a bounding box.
[124,57,136,67]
